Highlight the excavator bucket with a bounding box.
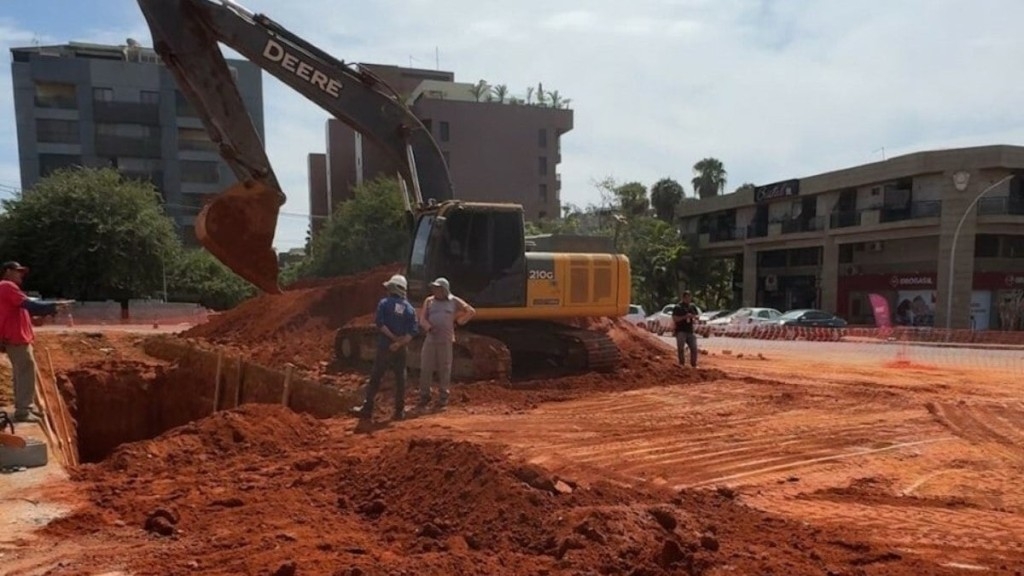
[196,179,283,294]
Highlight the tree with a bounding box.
[0,166,180,308]
[650,178,685,222]
[621,217,689,313]
[166,249,255,310]
[734,182,756,195]
[469,79,490,102]
[491,84,509,103]
[301,176,409,278]
[692,157,728,199]
[613,181,650,218]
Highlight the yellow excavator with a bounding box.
[137,0,631,381]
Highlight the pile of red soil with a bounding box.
[182,263,401,371]
[49,404,963,575]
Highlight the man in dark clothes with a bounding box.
[671,290,700,367]
[350,274,419,421]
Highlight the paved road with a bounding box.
[659,334,1024,373]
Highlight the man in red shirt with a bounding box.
[0,262,68,423]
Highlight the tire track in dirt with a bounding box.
[451,384,939,493]
[926,400,1024,463]
[751,493,1024,556]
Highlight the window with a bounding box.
[177,127,217,151]
[180,160,220,184]
[539,210,547,219]
[34,82,76,109]
[539,183,548,203]
[38,154,82,177]
[975,234,1000,258]
[538,156,548,176]
[439,121,450,142]
[140,90,160,105]
[408,215,435,276]
[538,128,547,148]
[92,87,113,102]
[36,119,79,144]
[175,90,198,117]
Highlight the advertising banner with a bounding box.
[970,291,992,331]
[895,290,936,327]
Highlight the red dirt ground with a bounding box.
[38,403,963,576]
[181,263,401,373]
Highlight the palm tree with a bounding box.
[650,178,685,222]
[547,90,563,109]
[468,79,489,102]
[691,158,727,199]
[491,84,509,103]
[526,86,534,105]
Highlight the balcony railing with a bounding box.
[708,227,747,243]
[93,101,160,125]
[178,139,219,153]
[880,200,942,223]
[829,210,862,229]
[95,135,162,158]
[780,216,825,234]
[35,95,77,110]
[978,196,1024,216]
[747,221,769,238]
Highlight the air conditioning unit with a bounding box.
[765,274,779,292]
[866,241,883,252]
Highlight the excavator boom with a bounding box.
[137,0,453,292]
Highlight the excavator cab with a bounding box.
[406,202,528,308]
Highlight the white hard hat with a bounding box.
[383,274,408,292]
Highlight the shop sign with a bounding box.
[754,179,800,204]
[888,274,934,288]
[1004,275,1024,288]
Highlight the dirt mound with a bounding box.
[46,405,959,575]
[182,264,401,370]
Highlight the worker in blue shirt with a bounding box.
[351,273,419,421]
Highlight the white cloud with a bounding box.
[5,0,1024,249]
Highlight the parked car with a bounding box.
[645,303,705,335]
[624,304,647,326]
[695,310,731,337]
[752,309,848,340]
[706,307,783,337]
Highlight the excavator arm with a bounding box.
[137,0,454,293]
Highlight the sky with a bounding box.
[2,0,1024,251]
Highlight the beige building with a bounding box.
[678,145,1024,330]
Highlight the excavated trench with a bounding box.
[60,361,215,464]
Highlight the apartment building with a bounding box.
[678,145,1024,330]
[10,41,264,243]
[307,64,572,235]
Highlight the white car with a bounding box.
[706,307,782,337]
[624,304,647,325]
[644,304,704,335]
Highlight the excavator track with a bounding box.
[333,320,620,383]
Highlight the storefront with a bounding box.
[838,271,1024,329]
[759,273,819,311]
[974,273,1024,331]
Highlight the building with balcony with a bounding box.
[307,64,572,236]
[10,41,264,243]
[678,145,1024,330]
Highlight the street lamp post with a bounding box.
[945,174,1015,331]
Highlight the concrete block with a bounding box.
[0,438,48,469]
